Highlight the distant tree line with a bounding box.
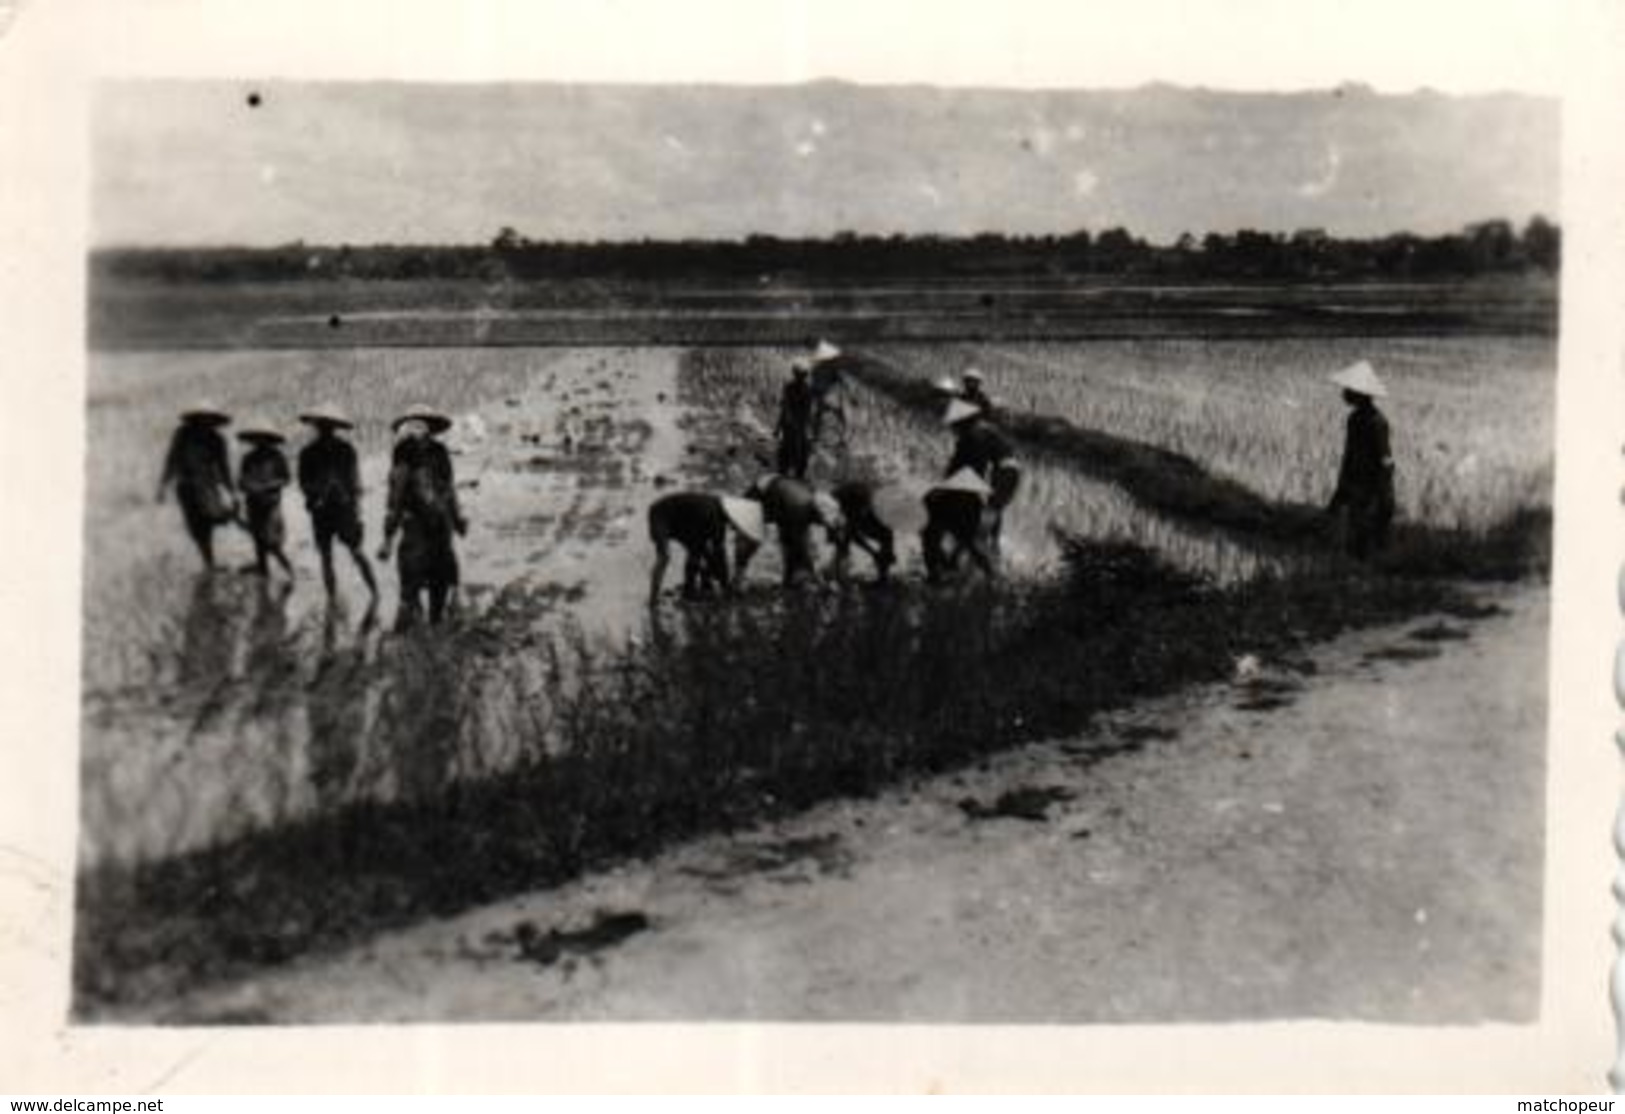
[93,216,1560,285]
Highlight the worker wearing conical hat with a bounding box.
[646,490,763,604]
[236,418,294,579]
[775,361,816,480]
[297,403,378,603]
[826,479,896,584]
[1326,361,1396,560]
[807,340,849,447]
[959,367,997,422]
[921,468,997,585]
[734,473,832,590]
[380,405,465,628]
[943,400,1021,554]
[156,402,237,570]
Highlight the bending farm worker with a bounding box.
[943,399,1021,554]
[235,418,295,579]
[647,491,763,604]
[922,468,997,584]
[156,401,237,571]
[379,405,467,629]
[735,473,831,590]
[1325,360,1397,561]
[825,480,896,583]
[297,403,378,603]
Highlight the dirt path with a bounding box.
[166,585,1546,1025]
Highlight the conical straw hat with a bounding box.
[937,468,993,497]
[943,399,982,427]
[180,400,231,425]
[813,339,842,363]
[932,375,961,394]
[962,366,985,383]
[1329,360,1388,398]
[720,496,766,543]
[298,402,354,429]
[236,417,285,444]
[391,403,452,433]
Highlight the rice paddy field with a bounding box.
[880,337,1554,530]
[75,313,1556,1012]
[82,333,1554,863]
[679,347,1278,583]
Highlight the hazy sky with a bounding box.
[91,80,1558,247]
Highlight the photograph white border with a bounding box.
[0,0,1618,1093]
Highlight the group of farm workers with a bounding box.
[645,346,1398,602]
[157,401,467,627]
[648,340,1026,603]
[156,342,1396,622]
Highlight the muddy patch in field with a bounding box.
[1409,622,1470,643]
[1439,599,1509,622]
[1363,644,1444,664]
[680,832,855,890]
[489,910,653,969]
[1059,737,1147,768]
[1115,723,1179,744]
[1233,675,1305,712]
[959,785,1075,822]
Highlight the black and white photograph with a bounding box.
[2,0,1620,1093]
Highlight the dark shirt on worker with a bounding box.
[945,420,1014,480]
[961,385,996,419]
[649,491,728,547]
[298,435,361,512]
[238,445,290,508]
[1331,404,1395,508]
[778,378,815,432]
[162,424,234,493]
[386,437,463,534]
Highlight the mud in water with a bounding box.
[502,911,652,968]
[958,784,1075,822]
[1409,622,1471,643]
[1363,644,1444,664]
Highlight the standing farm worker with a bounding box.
[379,404,467,629]
[647,490,764,604]
[775,360,816,480]
[235,419,295,579]
[807,339,849,446]
[959,367,998,422]
[943,399,1021,553]
[922,468,997,584]
[826,479,897,583]
[156,402,237,570]
[297,403,378,603]
[735,473,832,589]
[1325,360,1396,560]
